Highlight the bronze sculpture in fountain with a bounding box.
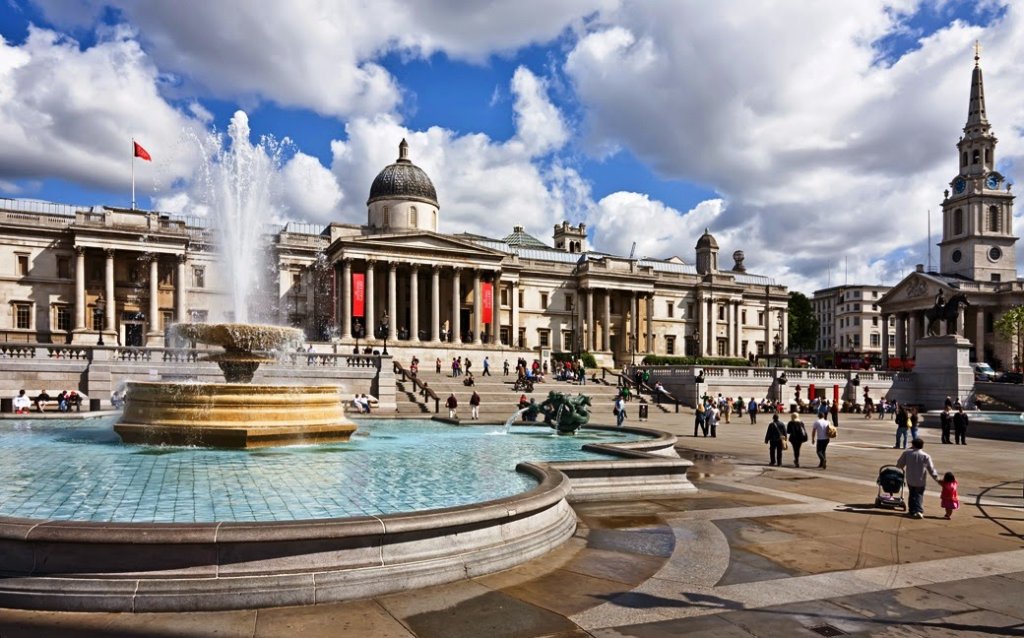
[114,323,357,448]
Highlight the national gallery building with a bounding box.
[0,140,789,366]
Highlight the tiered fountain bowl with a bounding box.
[114,323,357,448]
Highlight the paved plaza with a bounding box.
[0,408,1021,637]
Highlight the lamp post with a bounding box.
[379,312,390,356]
[95,294,106,347]
[773,333,782,368]
[353,318,363,354]
[630,333,636,366]
[692,329,700,358]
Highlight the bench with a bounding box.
[29,391,88,413]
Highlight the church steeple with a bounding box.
[965,41,990,132]
[956,42,997,178]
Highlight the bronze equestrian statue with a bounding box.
[924,292,970,336]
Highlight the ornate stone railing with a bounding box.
[0,344,37,359]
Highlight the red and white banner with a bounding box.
[481,282,493,324]
[352,273,365,318]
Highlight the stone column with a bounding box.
[511,281,520,347]
[646,294,654,354]
[895,313,906,359]
[707,297,715,356]
[430,266,440,342]
[695,293,705,357]
[409,265,420,341]
[473,269,482,344]
[365,261,376,340]
[782,308,788,355]
[104,249,115,333]
[388,262,398,340]
[881,313,890,364]
[908,311,918,358]
[452,267,462,343]
[631,292,639,355]
[603,290,611,351]
[586,288,595,351]
[491,272,500,344]
[74,247,86,331]
[975,308,985,362]
[147,256,160,339]
[341,259,352,339]
[176,254,187,323]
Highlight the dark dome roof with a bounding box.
[367,139,438,207]
[696,228,719,250]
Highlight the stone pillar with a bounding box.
[908,311,918,358]
[341,259,352,339]
[695,293,705,357]
[431,266,441,343]
[956,304,965,336]
[975,308,985,362]
[473,269,482,345]
[511,281,520,347]
[586,288,595,351]
[707,296,715,356]
[881,313,890,364]
[602,289,611,351]
[782,308,788,355]
[895,313,906,359]
[365,261,376,340]
[104,249,115,333]
[631,292,639,355]
[176,254,187,323]
[387,262,398,340]
[409,265,420,341]
[452,267,462,343]
[646,294,654,354]
[147,256,161,339]
[74,247,86,331]
[491,272,500,344]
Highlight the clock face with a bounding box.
[989,247,1002,261]
[987,174,1000,189]
[953,177,967,194]
[952,249,962,263]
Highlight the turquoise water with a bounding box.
[960,411,1024,425]
[0,417,644,523]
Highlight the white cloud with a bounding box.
[280,152,343,222]
[589,193,725,262]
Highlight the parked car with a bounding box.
[996,371,1024,384]
[973,362,997,381]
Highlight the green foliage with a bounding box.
[551,351,598,368]
[994,306,1024,367]
[787,291,818,352]
[641,355,749,366]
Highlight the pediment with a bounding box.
[879,272,954,307]
[337,231,508,261]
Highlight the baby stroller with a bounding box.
[875,465,906,510]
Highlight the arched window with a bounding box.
[382,206,390,228]
[985,148,992,165]
[989,205,1000,232]
[962,152,968,167]
[410,206,418,227]
[953,208,963,235]
[972,149,980,164]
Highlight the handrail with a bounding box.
[393,361,439,413]
[601,367,679,412]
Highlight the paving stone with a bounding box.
[255,599,414,637]
[918,575,1024,621]
[588,612,758,637]
[398,589,579,638]
[586,526,675,558]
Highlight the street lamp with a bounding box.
[95,294,106,347]
[692,329,700,358]
[379,312,390,356]
[353,318,363,354]
[773,333,782,368]
[630,333,636,366]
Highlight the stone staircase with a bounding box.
[394,368,674,422]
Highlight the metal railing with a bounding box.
[393,361,440,413]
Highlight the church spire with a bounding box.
[966,40,989,131]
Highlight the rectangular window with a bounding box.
[666,301,674,318]
[872,317,878,327]
[499,326,510,345]
[159,263,174,285]
[518,290,524,308]
[610,298,617,314]
[742,339,749,356]
[54,305,71,332]
[757,311,764,326]
[564,294,574,311]
[687,302,693,318]
[518,327,527,348]
[500,288,509,307]
[292,272,302,293]
[870,334,880,347]
[666,335,676,355]
[718,305,725,321]
[193,266,205,288]
[756,341,765,355]
[889,334,896,347]
[14,303,30,329]
[562,329,574,351]
[540,292,548,310]
[717,339,727,357]
[853,317,860,326]
[16,254,28,276]
[57,257,71,279]
[538,329,550,348]
[991,273,1001,282]
[741,309,747,324]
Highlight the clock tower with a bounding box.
[939,44,1016,282]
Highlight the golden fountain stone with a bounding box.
[115,323,357,447]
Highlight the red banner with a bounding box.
[352,273,365,318]
[481,282,493,324]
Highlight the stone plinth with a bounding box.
[115,382,356,448]
[910,335,975,409]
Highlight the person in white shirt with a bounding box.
[897,438,940,519]
[12,389,31,414]
[810,415,832,469]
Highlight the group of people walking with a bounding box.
[764,412,836,469]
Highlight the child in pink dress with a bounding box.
[940,471,959,519]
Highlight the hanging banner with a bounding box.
[481,282,493,324]
[352,273,365,318]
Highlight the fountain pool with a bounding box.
[0,417,646,523]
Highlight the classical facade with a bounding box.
[812,284,893,366]
[879,50,1021,368]
[0,141,789,366]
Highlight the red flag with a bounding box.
[133,141,152,161]
[352,273,365,318]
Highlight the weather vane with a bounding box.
[974,40,981,64]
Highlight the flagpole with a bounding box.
[927,209,932,271]
[131,138,136,210]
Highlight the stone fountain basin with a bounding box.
[171,322,304,353]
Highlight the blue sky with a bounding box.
[0,1,1017,293]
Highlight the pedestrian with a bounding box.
[748,397,758,424]
[953,406,969,445]
[469,391,481,420]
[940,471,959,519]
[764,414,787,466]
[939,406,952,443]
[503,359,510,376]
[482,357,491,376]
[829,402,839,428]
[909,406,920,441]
[614,396,626,427]
[694,402,706,437]
[811,412,831,469]
[877,398,886,420]
[708,403,719,438]
[786,412,808,468]
[465,358,472,376]
[445,393,458,419]
[894,405,909,449]
[944,395,953,410]
[896,438,940,519]
[724,397,733,424]
[436,357,442,374]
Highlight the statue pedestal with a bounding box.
[911,335,974,409]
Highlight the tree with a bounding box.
[994,306,1024,370]
[787,291,818,354]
